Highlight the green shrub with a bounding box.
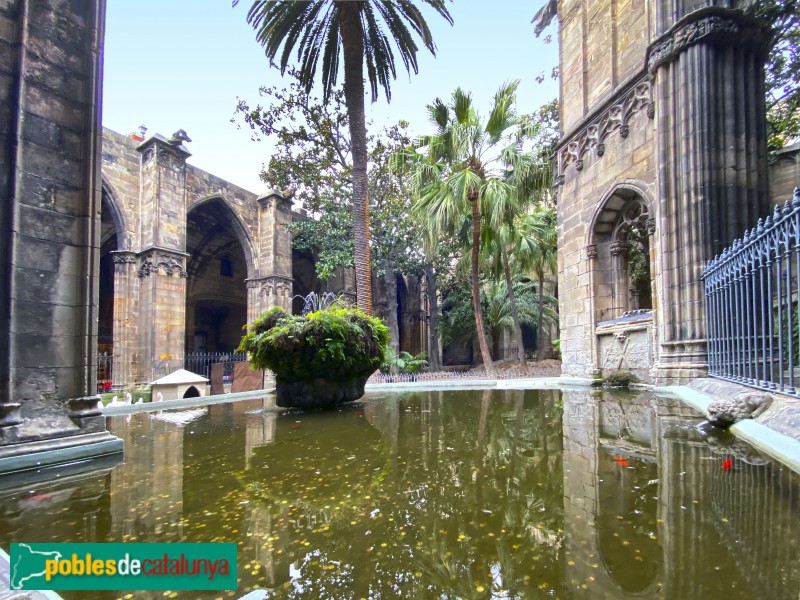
[237,306,389,381]
[381,349,429,374]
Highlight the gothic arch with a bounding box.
[101,175,129,251]
[586,183,656,324]
[188,195,256,280]
[587,182,654,249]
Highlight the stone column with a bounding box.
[135,135,191,381]
[247,191,294,320]
[610,241,630,316]
[0,0,122,471]
[649,5,770,382]
[110,251,139,387]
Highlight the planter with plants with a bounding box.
[238,306,389,409]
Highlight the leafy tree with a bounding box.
[238,78,432,354]
[755,0,800,150]
[237,0,453,314]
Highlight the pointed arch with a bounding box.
[188,195,256,279]
[101,175,130,251]
[586,182,656,323]
[586,182,654,248]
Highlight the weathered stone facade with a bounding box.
[0,0,122,471]
[101,128,428,386]
[553,1,771,383]
[100,128,303,385]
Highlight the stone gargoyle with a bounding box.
[168,129,192,146]
[707,392,772,429]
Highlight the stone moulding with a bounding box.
[647,8,768,76]
[555,76,654,186]
[246,275,293,298]
[137,248,189,278]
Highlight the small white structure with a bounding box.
[150,369,208,402]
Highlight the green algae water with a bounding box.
[1,388,799,599]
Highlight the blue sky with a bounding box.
[103,1,559,193]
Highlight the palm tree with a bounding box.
[237,0,453,314]
[399,82,528,377]
[513,206,558,360]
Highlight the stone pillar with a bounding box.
[0,0,122,471]
[110,251,139,387]
[247,191,294,320]
[135,135,191,381]
[610,241,630,316]
[649,5,770,382]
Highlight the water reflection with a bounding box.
[0,391,797,599]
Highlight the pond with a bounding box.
[1,388,799,599]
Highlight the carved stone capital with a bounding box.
[610,241,630,256]
[257,189,294,211]
[111,251,137,266]
[138,248,188,278]
[136,134,192,165]
[646,218,656,235]
[586,244,598,259]
[247,274,293,298]
[648,9,768,75]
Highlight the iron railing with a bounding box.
[703,189,800,396]
[184,352,247,380]
[97,352,113,392]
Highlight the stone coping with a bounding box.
[656,384,800,475]
[102,388,276,416]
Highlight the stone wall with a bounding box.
[100,128,296,384]
[555,0,771,383]
[0,0,122,464]
[770,142,800,206]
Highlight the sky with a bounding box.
[102,1,560,194]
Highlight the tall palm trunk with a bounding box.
[502,250,528,371]
[384,258,400,356]
[470,195,495,377]
[424,264,442,371]
[536,267,546,361]
[338,2,373,315]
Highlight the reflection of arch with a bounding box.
[101,175,129,251]
[188,195,256,279]
[587,184,655,323]
[596,443,663,596]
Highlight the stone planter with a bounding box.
[238,306,389,412]
[275,375,369,409]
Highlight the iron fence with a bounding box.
[97,352,113,392]
[703,189,800,396]
[184,352,247,380]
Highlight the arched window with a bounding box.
[590,188,655,324]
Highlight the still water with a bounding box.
[1,388,799,599]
